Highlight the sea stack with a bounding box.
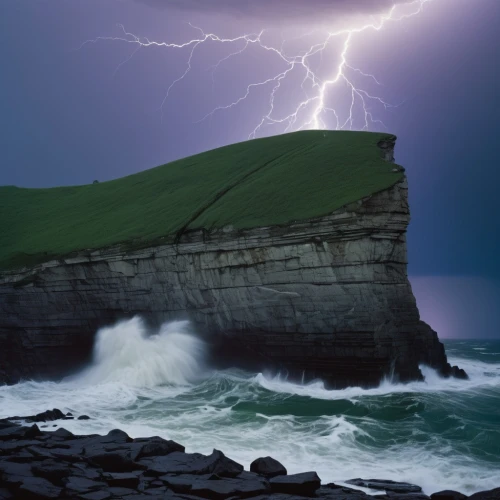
[0,131,465,386]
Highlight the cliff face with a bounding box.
[0,176,463,387]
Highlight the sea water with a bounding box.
[1,317,499,495]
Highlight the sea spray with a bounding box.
[78,317,206,387]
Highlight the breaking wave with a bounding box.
[76,317,206,387]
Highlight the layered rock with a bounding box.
[0,172,463,386]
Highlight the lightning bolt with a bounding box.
[81,0,432,139]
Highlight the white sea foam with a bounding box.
[252,356,500,402]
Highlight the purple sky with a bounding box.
[1,0,499,337]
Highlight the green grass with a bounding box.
[0,130,403,271]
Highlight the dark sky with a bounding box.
[1,0,499,337]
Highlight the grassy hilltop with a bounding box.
[0,131,403,271]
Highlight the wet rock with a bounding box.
[250,456,287,478]
[0,439,41,452]
[208,450,244,478]
[78,415,91,420]
[0,423,41,441]
[0,420,17,429]
[160,474,204,494]
[190,474,270,499]
[100,429,132,444]
[104,471,141,489]
[26,445,55,461]
[26,409,65,423]
[270,471,321,496]
[141,487,169,497]
[31,459,71,483]
[50,427,74,440]
[17,476,62,499]
[4,450,37,463]
[346,478,422,494]
[109,486,138,496]
[468,488,500,499]
[431,491,469,500]
[87,450,138,472]
[71,463,103,481]
[140,449,243,477]
[64,475,108,494]
[317,483,369,498]
[160,472,270,499]
[441,365,469,380]
[133,436,185,460]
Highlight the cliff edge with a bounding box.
[0,131,465,386]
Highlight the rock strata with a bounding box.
[250,456,287,478]
[0,418,496,499]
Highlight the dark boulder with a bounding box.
[468,488,500,499]
[431,491,468,500]
[26,409,65,423]
[250,456,287,478]
[78,415,91,420]
[443,365,469,380]
[270,471,321,496]
[50,427,74,440]
[208,450,245,478]
[100,429,132,444]
[132,436,185,460]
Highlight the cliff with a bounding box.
[0,131,464,386]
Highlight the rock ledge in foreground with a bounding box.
[1,418,495,500]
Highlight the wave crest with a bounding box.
[78,317,206,387]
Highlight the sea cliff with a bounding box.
[0,131,464,385]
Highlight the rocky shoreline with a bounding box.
[0,409,497,500]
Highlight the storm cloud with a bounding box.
[135,0,416,23]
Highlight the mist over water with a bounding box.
[1,318,499,496]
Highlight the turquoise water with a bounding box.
[1,319,499,496]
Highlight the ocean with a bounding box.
[1,317,499,496]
